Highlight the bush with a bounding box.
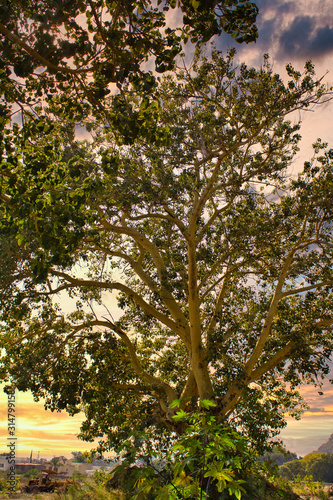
[61,478,123,500]
[111,400,287,499]
[291,475,333,500]
[23,468,41,479]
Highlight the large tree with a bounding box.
[1,48,333,453]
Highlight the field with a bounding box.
[0,489,125,500]
[0,472,332,499]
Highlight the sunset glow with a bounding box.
[0,387,97,459]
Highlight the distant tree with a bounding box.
[0,48,333,456]
[261,445,298,467]
[23,468,41,479]
[280,453,333,483]
[71,452,89,464]
[49,457,62,470]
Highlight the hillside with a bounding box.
[315,434,333,454]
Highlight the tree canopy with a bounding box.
[0,0,258,144]
[1,43,333,454]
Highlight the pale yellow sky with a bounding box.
[0,387,97,459]
[279,378,333,456]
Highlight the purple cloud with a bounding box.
[279,15,333,59]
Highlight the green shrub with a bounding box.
[112,400,278,499]
[23,468,41,479]
[60,478,122,500]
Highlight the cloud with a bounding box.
[279,15,333,59]
[306,407,327,413]
[256,0,296,25]
[180,0,333,71]
[227,0,333,66]
[256,18,276,48]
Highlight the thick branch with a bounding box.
[98,245,190,343]
[189,158,222,236]
[180,370,198,401]
[249,341,296,382]
[316,318,333,328]
[219,244,302,416]
[205,274,231,349]
[243,250,296,375]
[99,320,178,402]
[99,217,167,279]
[243,232,319,376]
[187,237,214,400]
[97,218,191,343]
[50,271,189,344]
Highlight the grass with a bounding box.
[0,491,124,500]
[0,478,124,500]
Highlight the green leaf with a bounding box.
[169,399,181,408]
[200,399,217,409]
[172,410,190,422]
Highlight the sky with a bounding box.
[217,0,333,162]
[0,389,96,460]
[1,0,333,460]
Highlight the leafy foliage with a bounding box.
[291,475,333,500]
[23,468,41,479]
[0,0,258,144]
[71,451,90,463]
[64,476,122,500]
[109,401,302,499]
[111,401,251,499]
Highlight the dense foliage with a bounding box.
[0,0,258,144]
[1,43,332,458]
[107,401,299,499]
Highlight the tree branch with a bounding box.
[0,22,91,75]
[249,341,296,382]
[281,280,333,298]
[50,270,190,346]
[89,319,178,403]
